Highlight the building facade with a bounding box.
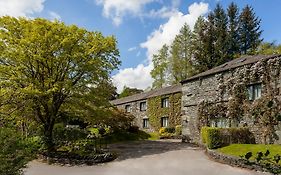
[111,85,182,131]
[181,55,281,144]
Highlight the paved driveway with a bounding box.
[24,140,270,175]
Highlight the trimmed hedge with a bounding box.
[201,127,255,149]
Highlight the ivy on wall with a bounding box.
[147,93,181,130]
[197,56,281,144]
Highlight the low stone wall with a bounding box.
[206,149,264,172]
[38,152,116,166]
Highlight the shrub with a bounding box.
[127,125,139,133]
[175,125,182,136]
[0,128,36,175]
[165,127,175,133]
[53,125,88,145]
[201,127,255,149]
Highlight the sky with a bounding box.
[0,0,280,92]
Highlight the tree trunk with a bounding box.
[43,123,55,152]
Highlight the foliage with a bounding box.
[170,24,194,83]
[151,44,169,88]
[250,95,281,144]
[0,17,120,149]
[256,42,281,55]
[239,5,263,54]
[106,130,150,143]
[53,125,88,146]
[201,127,255,149]
[118,86,143,98]
[94,108,135,132]
[0,128,38,175]
[150,3,263,86]
[175,125,182,136]
[147,93,181,130]
[197,101,227,129]
[219,144,281,174]
[197,56,281,144]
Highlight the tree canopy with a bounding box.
[118,86,144,98]
[0,16,120,149]
[150,3,263,87]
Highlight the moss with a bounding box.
[147,93,181,131]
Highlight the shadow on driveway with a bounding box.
[108,139,200,161]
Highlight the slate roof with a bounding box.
[110,84,182,105]
[181,54,281,84]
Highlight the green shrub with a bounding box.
[165,127,175,133]
[53,126,88,145]
[201,127,255,149]
[0,128,36,175]
[175,125,182,136]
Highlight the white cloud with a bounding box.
[95,0,156,26]
[141,2,209,60]
[147,6,178,19]
[128,46,137,52]
[113,2,209,92]
[112,64,153,93]
[49,11,61,21]
[0,0,45,17]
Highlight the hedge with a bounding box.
[201,127,255,149]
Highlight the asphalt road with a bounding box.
[24,140,270,175]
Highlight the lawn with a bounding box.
[218,144,281,165]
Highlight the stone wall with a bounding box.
[115,92,181,131]
[181,58,281,144]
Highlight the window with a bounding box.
[210,118,229,128]
[161,98,169,108]
[140,102,147,111]
[161,117,169,127]
[143,118,149,128]
[125,105,131,112]
[248,83,262,100]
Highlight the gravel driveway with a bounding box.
[24,140,270,175]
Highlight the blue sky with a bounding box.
[0,0,280,92]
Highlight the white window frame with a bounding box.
[161,117,169,127]
[143,118,149,128]
[140,102,147,111]
[125,105,131,112]
[248,83,262,100]
[161,98,169,108]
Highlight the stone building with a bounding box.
[111,85,182,131]
[181,55,281,144]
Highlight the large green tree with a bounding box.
[170,23,194,83]
[151,44,169,88]
[227,2,240,57]
[0,17,120,149]
[239,5,263,54]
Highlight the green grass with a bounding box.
[147,132,160,140]
[218,144,281,165]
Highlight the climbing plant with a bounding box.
[197,56,281,144]
[147,93,181,130]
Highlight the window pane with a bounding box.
[248,86,253,100]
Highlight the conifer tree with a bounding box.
[227,2,240,57]
[239,5,263,54]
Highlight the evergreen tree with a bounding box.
[170,23,194,83]
[227,2,240,57]
[150,44,169,88]
[192,16,209,73]
[239,5,263,54]
[213,4,230,64]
